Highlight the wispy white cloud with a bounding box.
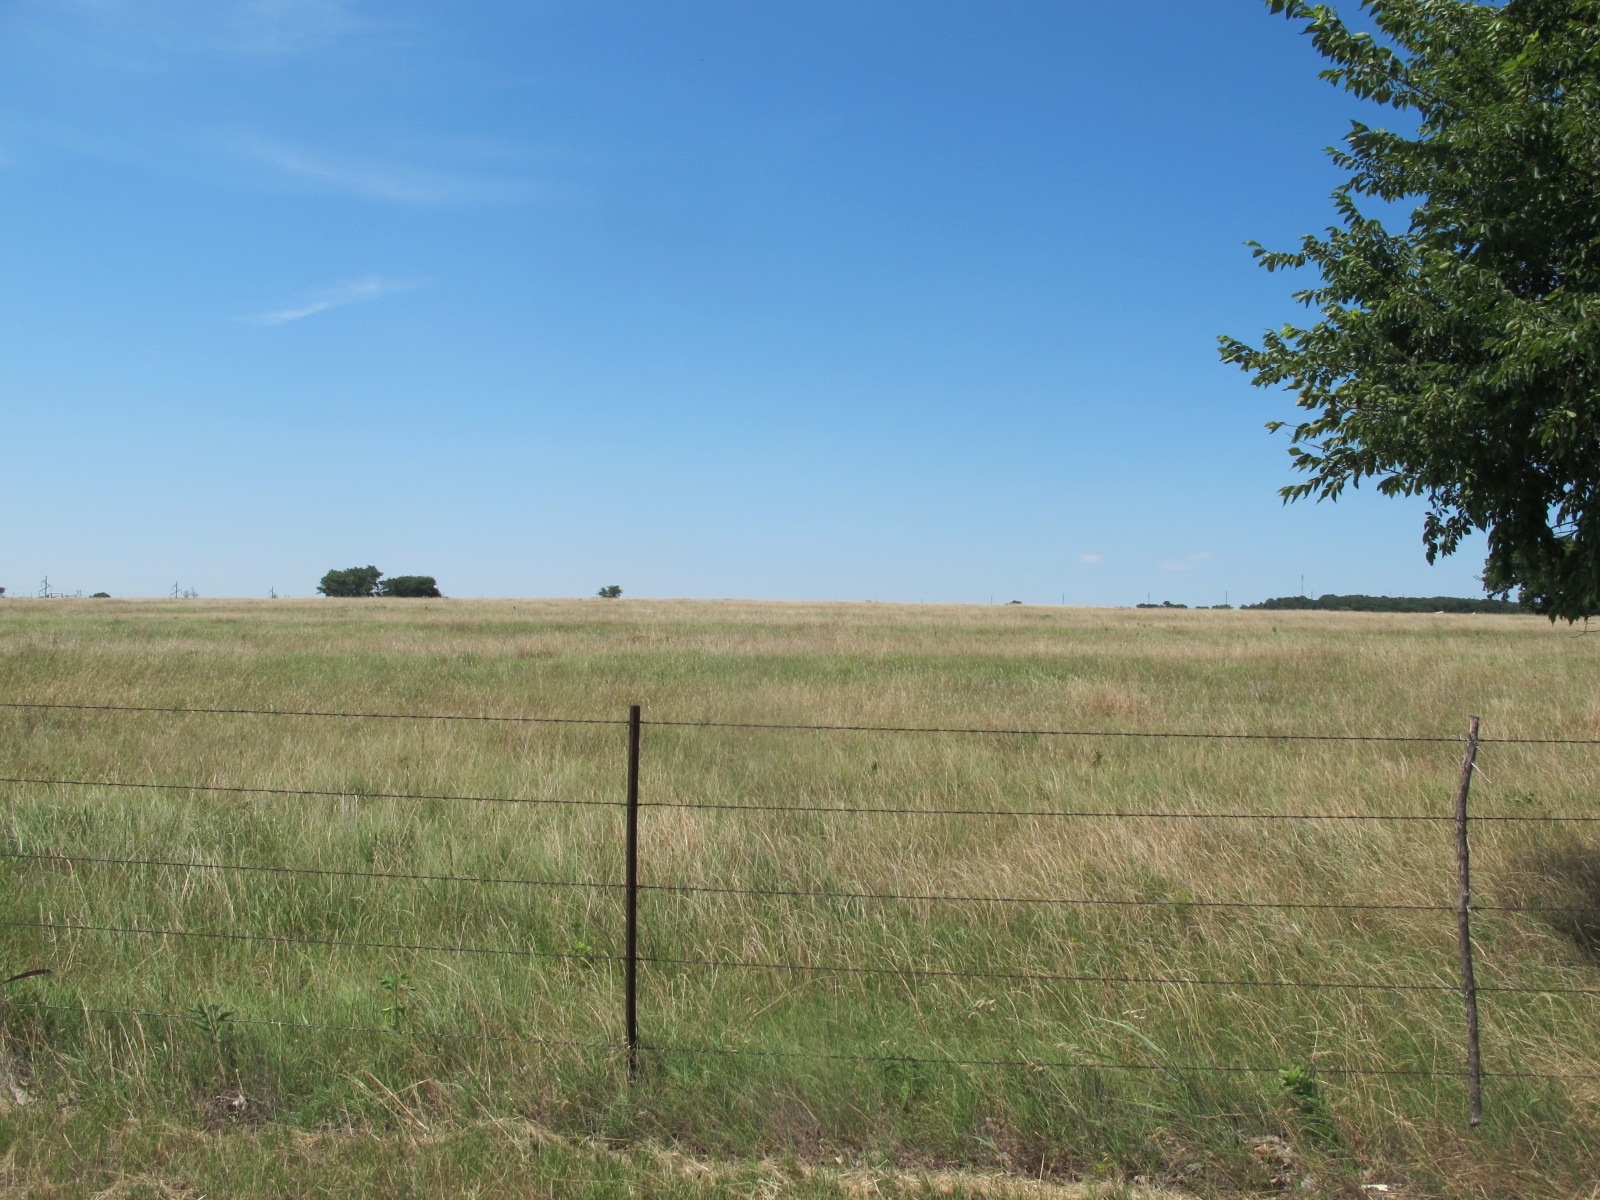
[21,0,373,63]
[237,137,552,204]
[1078,553,1102,564]
[245,274,423,325]
[223,0,366,56]
[1160,551,1213,573]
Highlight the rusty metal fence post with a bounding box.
[1454,714,1483,1126]
[625,703,641,1079]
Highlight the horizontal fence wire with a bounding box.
[13,851,1600,916]
[0,850,612,893]
[652,719,1599,744]
[22,914,1600,995]
[11,1003,617,1050]
[650,718,1471,743]
[0,776,617,809]
[643,1043,1445,1077]
[0,1003,1451,1077]
[646,882,1452,912]
[0,701,624,727]
[12,1003,1598,1082]
[8,774,1599,823]
[642,1044,1600,1080]
[639,953,1467,992]
[642,800,1598,822]
[5,699,1597,743]
[640,803,1600,825]
[638,954,1600,997]
[1,918,622,964]
[645,799,1455,821]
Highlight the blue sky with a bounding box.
[0,0,1491,603]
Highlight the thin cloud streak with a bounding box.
[239,137,553,204]
[1160,551,1214,573]
[245,274,423,325]
[21,0,372,63]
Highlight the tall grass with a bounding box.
[1,598,1597,1197]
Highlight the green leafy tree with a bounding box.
[377,575,442,598]
[597,585,622,598]
[317,566,382,598]
[1220,0,1600,620]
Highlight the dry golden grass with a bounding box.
[1,597,1597,1197]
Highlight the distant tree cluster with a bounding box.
[597,585,623,599]
[1244,594,1524,614]
[318,566,441,598]
[380,575,444,598]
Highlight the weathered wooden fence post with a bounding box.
[1454,714,1483,1126]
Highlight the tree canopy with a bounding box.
[378,575,442,598]
[1220,0,1600,620]
[317,567,441,598]
[317,566,382,598]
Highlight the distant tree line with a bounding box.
[318,566,441,598]
[1244,594,1525,614]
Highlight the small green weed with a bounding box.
[1279,1065,1338,1144]
[379,973,413,1031]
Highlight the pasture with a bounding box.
[0,598,1597,1198]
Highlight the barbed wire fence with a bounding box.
[3,699,1599,1126]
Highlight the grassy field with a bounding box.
[0,597,1597,1198]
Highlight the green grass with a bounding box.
[1,597,1598,1197]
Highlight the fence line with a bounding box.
[640,953,1466,992]
[6,698,1597,743]
[14,1002,1600,1083]
[0,701,624,727]
[644,801,1600,823]
[0,1003,1470,1079]
[14,1003,615,1049]
[0,850,611,892]
[649,717,1473,742]
[14,848,1600,916]
[6,700,1600,1128]
[0,775,616,809]
[17,914,1600,998]
[644,799,1462,820]
[12,774,1600,824]
[644,881,1456,912]
[1,918,619,964]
